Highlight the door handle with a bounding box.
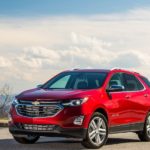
[125,95,131,99]
[144,94,149,98]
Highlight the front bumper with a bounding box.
[9,123,87,139]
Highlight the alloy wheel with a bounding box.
[88,116,107,146]
[147,115,150,137]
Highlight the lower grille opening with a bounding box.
[16,123,56,131]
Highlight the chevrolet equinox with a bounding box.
[9,69,150,149]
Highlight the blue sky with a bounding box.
[0,0,150,17]
[1,0,150,93]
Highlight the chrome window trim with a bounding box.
[106,72,147,93]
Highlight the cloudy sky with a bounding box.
[0,0,150,93]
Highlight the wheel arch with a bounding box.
[94,108,109,122]
[84,104,110,128]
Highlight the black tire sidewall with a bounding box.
[144,112,150,140]
[138,112,150,141]
[83,112,108,149]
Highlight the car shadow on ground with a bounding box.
[0,137,140,150]
[107,137,139,145]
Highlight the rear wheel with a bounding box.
[82,112,108,149]
[138,113,150,141]
[13,135,40,144]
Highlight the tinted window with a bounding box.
[140,76,150,87]
[123,73,144,91]
[50,75,70,89]
[42,72,108,90]
[108,73,124,88]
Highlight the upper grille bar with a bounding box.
[16,100,63,118]
[18,100,61,105]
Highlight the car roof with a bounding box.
[65,69,111,73]
[64,68,141,75]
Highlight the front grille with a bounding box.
[16,100,63,118]
[18,100,60,105]
[17,123,56,131]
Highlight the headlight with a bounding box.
[12,97,18,106]
[61,97,88,107]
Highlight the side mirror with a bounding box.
[106,85,125,92]
[37,84,43,88]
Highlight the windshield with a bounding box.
[42,72,108,90]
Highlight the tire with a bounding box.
[138,112,150,141]
[13,135,40,144]
[82,112,108,149]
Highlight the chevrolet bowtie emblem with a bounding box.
[32,101,40,105]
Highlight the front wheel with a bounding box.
[13,135,40,144]
[82,112,108,149]
[138,112,150,141]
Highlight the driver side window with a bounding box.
[108,73,124,89]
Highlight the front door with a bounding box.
[106,72,133,126]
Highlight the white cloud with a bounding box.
[18,47,60,68]
[0,57,12,68]
[0,8,150,92]
[110,52,141,68]
[24,47,60,60]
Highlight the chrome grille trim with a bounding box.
[18,100,61,105]
[16,100,63,118]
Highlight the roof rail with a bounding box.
[133,71,140,74]
[72,68,80,70]
[111,67,122,70]
[111,68,140,74]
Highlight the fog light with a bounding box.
[73,116,84,125]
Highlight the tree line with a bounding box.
[0,84,13,118]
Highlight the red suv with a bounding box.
[9,69,150,149]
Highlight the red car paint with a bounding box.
[9,68,150,137]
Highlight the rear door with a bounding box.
[123,73,148,123]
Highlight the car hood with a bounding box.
[16,88,97,101]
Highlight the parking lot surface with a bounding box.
[0,127,150,150]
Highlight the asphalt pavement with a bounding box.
[0,127,150,150]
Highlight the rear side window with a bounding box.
[123,73,144,91]
[140,76,150,87]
